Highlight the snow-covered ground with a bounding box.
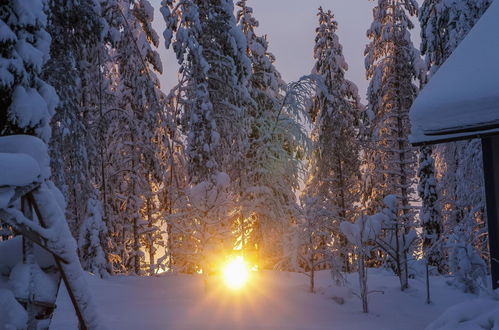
[51,269,476,330]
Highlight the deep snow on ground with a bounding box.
[50,269,474,330]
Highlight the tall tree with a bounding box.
[236,0,304,268]
[162,0,251,273]
[364,0,424,290]
[418,145,444,272]
[43,0,112,277]
[302,7,362,282]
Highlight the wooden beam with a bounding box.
[412,130,499,147]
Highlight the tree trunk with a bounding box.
[358,254,368,313]
[310,266,315,293]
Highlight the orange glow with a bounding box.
[222,256,250,290]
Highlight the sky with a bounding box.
[151,0,421,102]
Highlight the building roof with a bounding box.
[409,0,499,146]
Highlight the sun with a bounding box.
[222,256,250,290]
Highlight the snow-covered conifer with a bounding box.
[162,0,252,272]
[236,0,305,268]
[79,197,111,277]
[364,0,424,290]
[417,146,444,273]
[302,7,362,276]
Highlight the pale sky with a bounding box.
[151,0,421,102]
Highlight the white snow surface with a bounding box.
[410,0,499,144]
[427,295,499,330]
[0,135,51,180]
[51,269,476,330]
[0,288,27,330]
[8,263,58,303]
[0,153,40,187]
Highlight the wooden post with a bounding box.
[481,136,499,290]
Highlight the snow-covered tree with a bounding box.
[162,0,252,272]
[79,197,111,277]
[95,0,169,274]
[418,145,444,272]
[42,0,113,277]
[364,0,424,290]
[375,195,417,290]
[341,209,383,313]
[0,0,103,327]
[302,7,362,275]
[236,0,305,268]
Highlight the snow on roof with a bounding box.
[409,0,499,145]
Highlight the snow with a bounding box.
[0,135,51,180]
[0,237,54,276]
[0,153,41,187]
[410,0,499,144]
[427,295,499,330]
[0,288,27,330]
[51,270,475,330]
[8,263,58,303]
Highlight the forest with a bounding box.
[0,0,497,329]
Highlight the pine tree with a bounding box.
[364,0,424,290]
[42,0,112,277]
[162,0,251,273]
[302,7,362,279]
[79,198,111,277]
[418,146,444,272]
[97,0,168,274]
[236,0,304,268]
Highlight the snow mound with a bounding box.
[0,153,41,187]
[0,288,27,330]
[0,135,51,180]
[0,237,54,276]
[8,263,58,304]
[426,296,499,330]
[317,284,354,305]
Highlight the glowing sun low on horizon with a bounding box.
[222,256,250,290]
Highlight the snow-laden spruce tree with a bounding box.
[236,0,305,268]
[162,0,252,272]
[0,0,103,328]
[418,146,444,273]
[419,0,490,289]
[99,0,168,274]
[302,7,362,278]
[42,0,112,277]
[364,0,424,290]
[79,197,111,277]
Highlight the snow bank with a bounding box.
[410,0,499,144]
[426,296,499,330]
[0,153,41,187]
[0,135,51,180]
[0,237,54,276]
[0,288,27,330]
[8,263,58,304]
